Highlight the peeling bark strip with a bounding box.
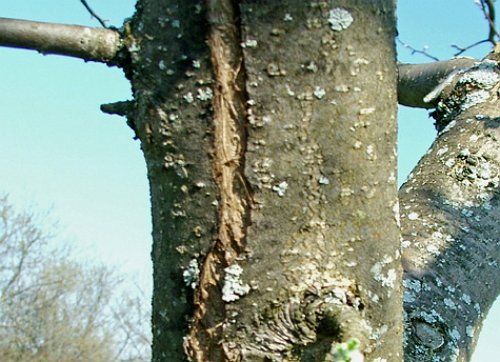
[184,1,252,360]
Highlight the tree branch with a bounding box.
[452,39,490,57]
[400,57,500,360]
[397,37,440,62]
[397,58,477,108]
[0,17,123,64]
[480,0,499,43]
[79,0,108,28]
[100,100,134,117]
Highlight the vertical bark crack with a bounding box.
[184,1,252,360]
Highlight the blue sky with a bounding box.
[0,1,497,359]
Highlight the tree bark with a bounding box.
[400,57,500,361]
[397,58,476,109]
[0,1,498,361]
[0,17,123,64]
[126,0,402,360]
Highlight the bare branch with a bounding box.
[451,0,498,56]
[452,39,490,56]
[397,58,477,108]
[0,17,123,64]
[79,0,108,28]
[400,60,500,359]
[100,100,134,117]
[479,0,499,43]
[397,37,440,61]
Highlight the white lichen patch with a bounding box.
[328,8,354,31]
[407,212,419,220]
[466,325,475,338]
[359,107,375,115]
[183,259,200,289]
[469,134,479,142]
[285,84,295,96]
[461,294,472,304]
[196,87,213,101]
[340,188,354,197]
[305,61,318,73]
[241,39,258,48]
[314,86,326,99]
[183,92,194,103]
[458,60,499,88]
[370,324,389,341]
[222,264,250,302]
[371,260,397,289]
[318,175,330,185]
[436,146,449,157]
[461,89,490,110]
[353,141,363,149]
[366,144,376,160]
[334,84,349,93]
[272,181,288,197]
[443,298,456,309]
[449,328,461,342]
[444,158,456,168]
[401,239,411,249]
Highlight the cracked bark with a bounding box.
[129,0,402,360]
[1,1,497,361]
[183,1,252,360]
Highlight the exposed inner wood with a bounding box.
[184,1,252,360]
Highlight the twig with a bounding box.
[454,0,499,56]
[397,37,440,61]
[452,39,490,56]
[79,0,108,28]
[479,0,499,43]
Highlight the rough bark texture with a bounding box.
[126,0,402,360]
[125,2,218,360]
[11,1,500,361]
[400,57,500,361]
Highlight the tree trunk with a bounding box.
[127,0,402,360]
[2,1,498,361]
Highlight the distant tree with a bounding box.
[0,196,151,362]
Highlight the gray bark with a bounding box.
[0,17,123,64]
[400,57,500,361]
[127,0,402,360]
[0,1,498,361]
[397,58,476,108]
